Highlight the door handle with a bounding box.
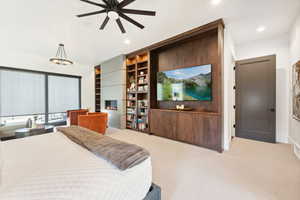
[269,108,275,112]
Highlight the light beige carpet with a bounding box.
[109,129,300,200]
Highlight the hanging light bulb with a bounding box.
[49,44,73,65]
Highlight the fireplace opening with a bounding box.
[105,100,118,111]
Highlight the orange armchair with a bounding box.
[78,112,108,135]
[67,109,89,125]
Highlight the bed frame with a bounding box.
[144,183,161,200]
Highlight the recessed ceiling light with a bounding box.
[256,26,266,33]
[211,0,222,5]
[124,39,131,45]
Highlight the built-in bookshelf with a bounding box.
[95,65,101,112]
[126,52,150,133]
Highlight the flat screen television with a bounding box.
[157,64,212,101]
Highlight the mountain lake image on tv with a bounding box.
[157,65,212,101]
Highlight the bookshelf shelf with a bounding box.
[126,52,150,133]
[136,91,148,94]
[137,67,148,71]
[95,65,101,112]
[138,82,148,85]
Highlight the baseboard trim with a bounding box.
[289,137,300,160]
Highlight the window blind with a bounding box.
[0,69,45,117]
[48,75,80,113]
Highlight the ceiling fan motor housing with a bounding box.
[77,0,156,33]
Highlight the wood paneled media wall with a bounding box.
[125,19,224,152]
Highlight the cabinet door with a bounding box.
[176,113,200,145]
[150,110,177,139]
[177,113,220,149]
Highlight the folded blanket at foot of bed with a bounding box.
[57,126,150,170]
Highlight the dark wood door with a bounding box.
[236,55,276,143]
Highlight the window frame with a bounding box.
[0,66,82,124]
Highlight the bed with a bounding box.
[0,128,153,200]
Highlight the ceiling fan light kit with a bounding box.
[77,0,156,33]
[108,11,119,20]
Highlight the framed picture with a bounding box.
[293,61,300,121]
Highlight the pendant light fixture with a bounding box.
[50,44,73,65]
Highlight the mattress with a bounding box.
[0,129,152,200]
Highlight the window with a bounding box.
[0,67,81,126]
[0,70,45,117]
[48,75,80,113]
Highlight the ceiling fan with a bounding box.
[77,0,156,33]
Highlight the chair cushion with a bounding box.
[78,113,108,134]
[67,110,88,126]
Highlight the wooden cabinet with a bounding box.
[150,109,221,152]
[150,110,177,139]
[125,19,225,153]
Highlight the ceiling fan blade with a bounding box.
[100,16,110,30]
[116,18,126,33]
[77,10,106,17]
[118,12,144,29]
[80,0,107,8]
[121,9,156,16]
[102,0,109,5]
[118,0,135,8]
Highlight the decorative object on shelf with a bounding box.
[26,118,32,128]
[127,114,135,121]
[138,100,147,107]
[175,105,193,111]
[138,76,147,84]
[76,0,156,34]
[50,44,73,65]
[129,82,136,91]
[32,116,38,129]
[176,105,185,110]
[293,61,300,121]
[127,101,135,107]
[138,85,148,92]
[129,75,135,82]
[127,108,136,114]
[127,93,136,100]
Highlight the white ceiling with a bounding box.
[0,0,299,66]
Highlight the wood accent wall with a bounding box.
[126,19,225,152]
[153,30,220,112]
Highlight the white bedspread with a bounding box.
[0,130,152,200]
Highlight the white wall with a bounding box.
[223,28,236,150]
[235,34,290,143]
[289,14,300,158]
[0,50,95,112]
